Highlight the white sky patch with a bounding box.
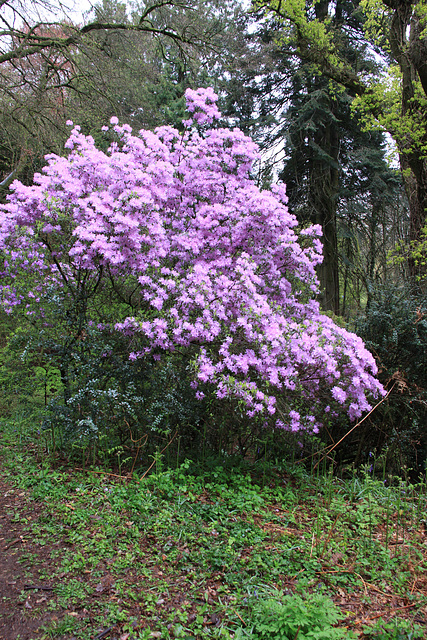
[67,0,96,23]
[385,133,399,168]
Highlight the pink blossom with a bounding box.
[0,87,385,432]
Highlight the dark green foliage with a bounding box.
[358,287,427,384]
[1,302,207,463]
[0,311,54,416]
[350,285,427,472]
[40,326,208,460]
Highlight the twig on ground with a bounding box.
[3,538,21,550]
[232,609,246,625]
[94,626,114,640]
[74,468,125,479]
[351,603,417,626]
[293,625,301,640]
[23,585,53,591]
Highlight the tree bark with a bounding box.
[387,0,427,283]
[309,118,340,314]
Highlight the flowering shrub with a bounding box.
[0,88,384,434]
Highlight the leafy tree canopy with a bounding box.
[255,0,427,280]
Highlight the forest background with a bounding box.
[0,0,426,473]
[1,2,427,639]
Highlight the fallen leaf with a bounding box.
[95,574,115,593]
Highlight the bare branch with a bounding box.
[0,1,201,66]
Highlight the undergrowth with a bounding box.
[1,418,427,639]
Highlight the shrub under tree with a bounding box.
[0,88,384,447]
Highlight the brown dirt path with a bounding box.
[0,468,58,640]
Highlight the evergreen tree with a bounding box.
[224,1,402,312]
[257,0,427,285]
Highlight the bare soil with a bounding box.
[0,474,58,640]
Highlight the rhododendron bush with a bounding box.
[0,88,384,436]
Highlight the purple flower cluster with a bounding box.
[183,87,221,126]
[0,88,385,431]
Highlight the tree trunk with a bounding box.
[308,109,340,314]
[388,0,427,284]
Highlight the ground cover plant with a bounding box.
[1,421,427,640]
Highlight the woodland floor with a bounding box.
[1,450,427,640]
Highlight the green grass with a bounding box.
[1,418,427,639]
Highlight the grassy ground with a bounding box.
[1,419,427,640]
